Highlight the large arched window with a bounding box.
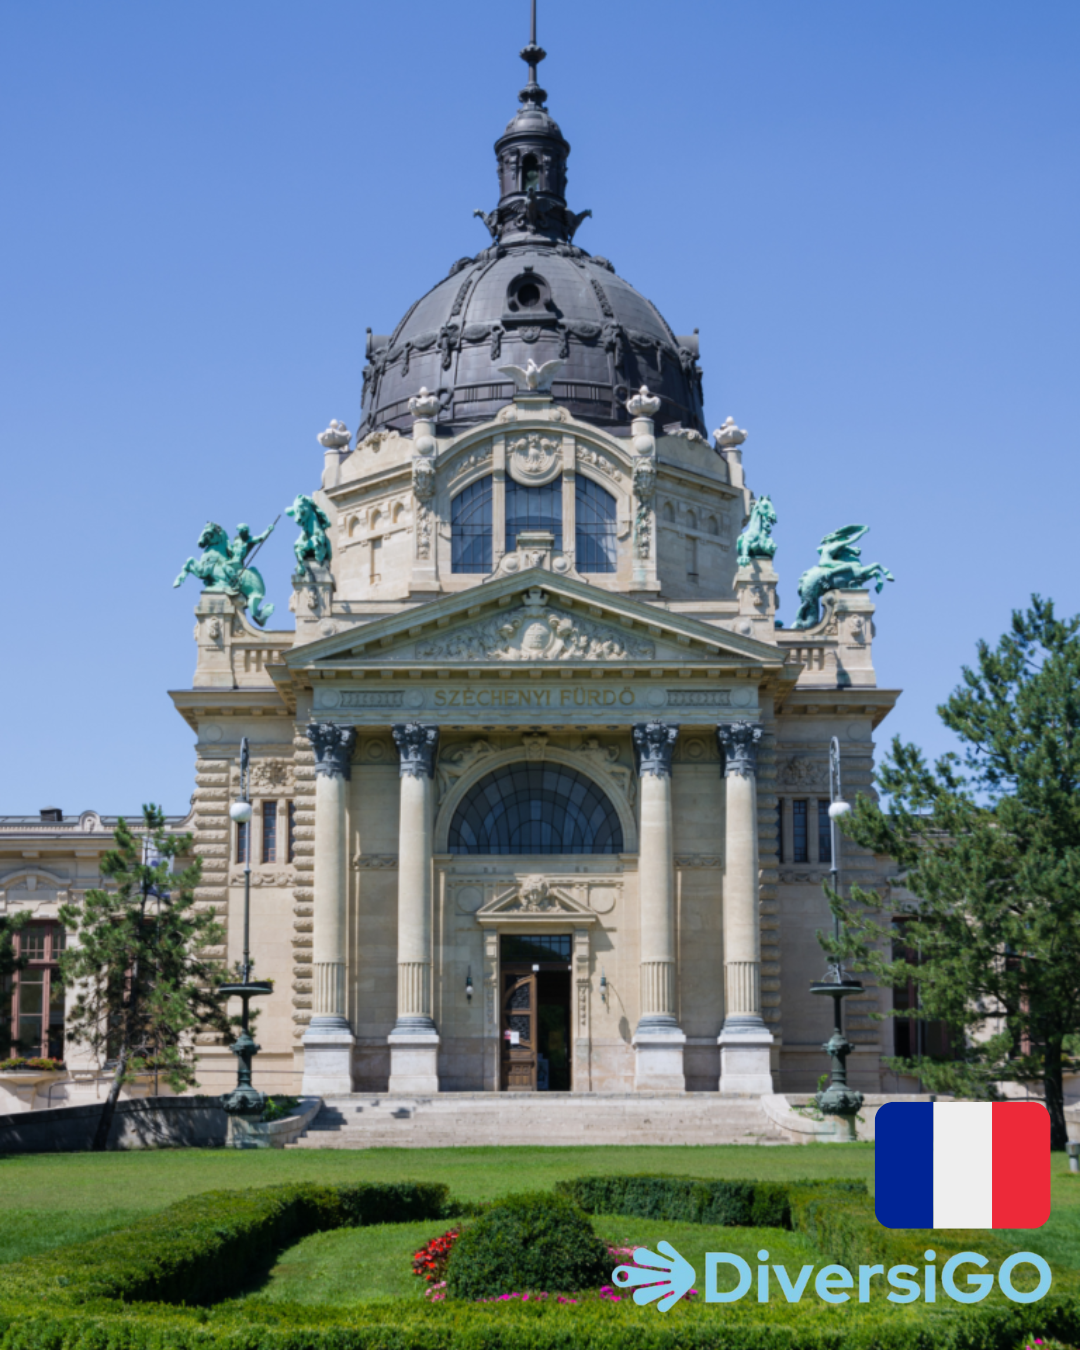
[506,477,563,552]
[575,476,617,573]
[451,475,493,573]
[448,764,624,854]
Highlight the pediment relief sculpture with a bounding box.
[436,737,497,799]
[476,875,597,923]
[414,588,655,662]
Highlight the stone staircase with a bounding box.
[288,1093,788,1148]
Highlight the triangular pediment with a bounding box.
[285,568,783,672]
[475,876,598,925]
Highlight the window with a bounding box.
[506,476,563,552]
[892,920,954,1062]
[262,800,278,864]
[236,819,249,864]
[3,923,65,1060]
[451,475,493,574]
[448,763,623,855]
[501,933,572,963]
[287,801,297,864]
[574,477,617,573]
[522,154,540,193]
[817,800,832,865]
[792,800,808,863]
[776,800,784,863]
[687,536,699,581]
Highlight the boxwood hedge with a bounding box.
[0,1174,1075,1350]
[556,1173,796,1228]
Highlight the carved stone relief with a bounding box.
[777,757,829,788]
[414,588,655,662]
[436,738,497,800]
[507,433,562,486]
[248,759,294,794]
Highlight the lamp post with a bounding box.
[809,736,864,1139]
[220,736,272,1117]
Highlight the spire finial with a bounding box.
[519,0,547,106]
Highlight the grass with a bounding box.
[240,1217,825,1306]
[1,1144,1078,1284]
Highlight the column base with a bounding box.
[632,1027,686,1091]
[718,1024,775,1095]
[388,1031,441,1093]
[301,1023,355,1096]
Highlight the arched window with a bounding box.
[662,501,675,522]
[707,515,719,536]
[522,153,540,193]
[506,476,563,552]
[575,476,617,573]
[448,764,624,855]
[451,475,493,574]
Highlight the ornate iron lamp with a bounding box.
[809,736,864,1139]
[220,737,272,1117]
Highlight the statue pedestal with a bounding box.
[290,565,335,640]
[733,558,779,639]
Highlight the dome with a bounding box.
[357,32,706,440]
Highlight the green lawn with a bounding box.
[2,1143,1078,1285]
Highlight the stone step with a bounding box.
[287,1093,788,1148]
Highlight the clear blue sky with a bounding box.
[2,1,1077,816]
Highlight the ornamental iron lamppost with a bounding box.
[809,736,864,1139]
[220,737,273,1117]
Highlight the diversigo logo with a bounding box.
[614,1101,1053,1315]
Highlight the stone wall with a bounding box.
[0,1095,227,1153]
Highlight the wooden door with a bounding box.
[501,972,537,1090]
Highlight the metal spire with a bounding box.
[519,0,547,106]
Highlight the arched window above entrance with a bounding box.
[447,763,624,855]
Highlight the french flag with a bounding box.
[875,1101,1050,1229]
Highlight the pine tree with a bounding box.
[829,597,1080,1149]
[59,805,230,1151]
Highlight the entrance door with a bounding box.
[501,972,537,1090]
[499,933,574,1091]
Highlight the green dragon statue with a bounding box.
[792,524,894,630]
[737,495,778,569]
[173,522,276,627]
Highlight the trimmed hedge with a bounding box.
[3,1290,1080,1350]
[1,1175,1077,1350]
[556,1173,796,1228]
[0,1180,449,1309]
[446,1191,608,1299]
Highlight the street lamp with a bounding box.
[809,736,864,1139]
[220,736,272,1117]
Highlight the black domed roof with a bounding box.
[357,24,706,439]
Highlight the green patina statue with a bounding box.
[737,495,778,569]
[286,494,332,568]
[173,522,276,627]
[792,524,894,630]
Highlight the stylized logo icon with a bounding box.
[875,1100,1050,1229]
[612,1242,696,1311]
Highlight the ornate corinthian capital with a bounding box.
[632,722,679,779]
[393,723,440,779]
[306,722,357,780]
[717,722,763,778]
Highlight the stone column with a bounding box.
[301,721,357,1096]
[716,721,775,1094]
[631,721,685,1090]
[388,722,441,1092]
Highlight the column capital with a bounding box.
[632,721,679,778]
[717,721,762,778]
[393,723,440,779]
[306,722,357,780]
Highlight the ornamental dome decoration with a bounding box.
[358,13,705,440]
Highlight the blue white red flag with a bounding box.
[875,1101,1050,1229]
